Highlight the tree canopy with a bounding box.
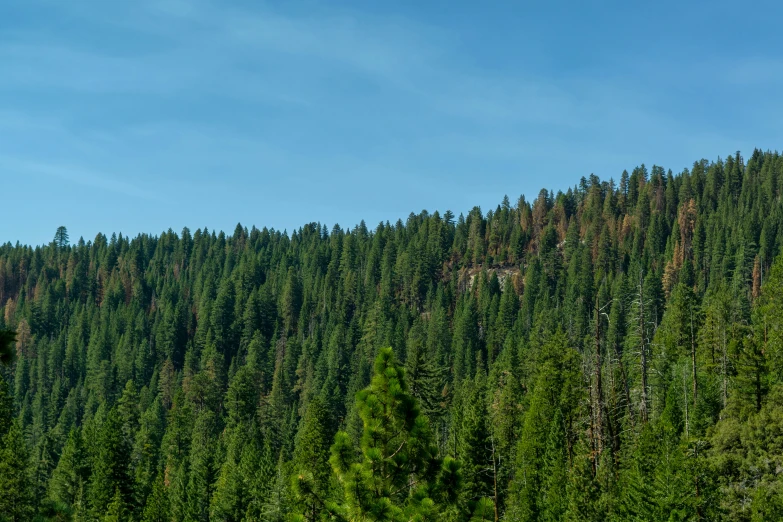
[2,149,783,520]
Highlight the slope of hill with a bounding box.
[2,149,783,520]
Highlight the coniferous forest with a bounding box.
[4,149,783,521]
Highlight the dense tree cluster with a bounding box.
[2,149,783,521]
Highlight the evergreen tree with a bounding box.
[210,427,247,521]
[0,420,35,521]
[541,409,568,522]
[3,149,783,518]
[104,487,130,522]
[89,408,135,519]
[48,428,89,507]
[290,397,334,521]
[142,474,171,522]
[317,347,462,521]
[185,410,218,522]
[405,320,446,421]
[0,377,13,438]
[458,372,496,518]
[54,226,70,249]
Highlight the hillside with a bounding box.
[2,149,783,521]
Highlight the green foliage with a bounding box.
[185,410,218,522]
[508,331,581,521]
[290,397,333,521]
[458,373,494,511]
[0,420,35,521]
[53,226,70,249]
[142,474,170,522]
[48,429,89,507]
[0,377,13,438]
[3,150,783,520]
[314,347,462,521]
[89,407,135,519]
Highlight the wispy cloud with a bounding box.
[0,157,157,200]
[2,0,779,248]
[0,0,671,141]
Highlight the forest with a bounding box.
[2,149,783,521]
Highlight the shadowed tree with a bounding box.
[0,329,16,367]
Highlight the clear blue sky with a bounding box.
[2,0,782,247]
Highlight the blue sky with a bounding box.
[2,0,782,247]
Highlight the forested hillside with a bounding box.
[3,149,783,521]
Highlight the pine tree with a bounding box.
[89,408,135,519]
[323,347,462,521]
[242,438,276,520]
[291,397,333,521]
[262,452,290,522]
[619,425,658,522]
[48,428,89,507]
[104,487,129,522]
[564,444,603,522]
[0,420,35,521]
[469,498,495,521]
[282,267,303,334]
[3,149,783,518]
[54,226,70,249]
[458,372,496,518]
[757,253,783,381]
[405,320,446,421]
[185,410,218,522]
[210,427,246,521]
[162,392,194,522]
[0,376,13,438]
[142,474,171,522]
[541,409,568,522]
[508,331,581,521]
